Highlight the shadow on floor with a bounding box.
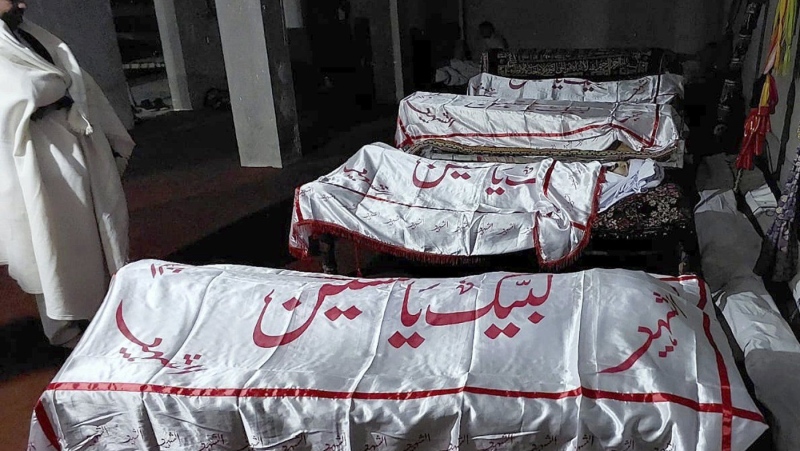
[0,318,69,382]
[126,103,398,180]
[127,110,238,179]
[168,198,295,267]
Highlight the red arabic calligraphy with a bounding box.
[151,263,185,278]
[622,78,650,102]
[477,223,493,236]
[486,167,537,196]
[530,435,558,450]
[280,434,307,451]
[600,291,686,374]
[441,435,470,451]
[158,431,181,448]
[479,435,515,451]
[477,84,498,96]
[371,183,391,195]
[431,220,448,232]
[344,167,372,184]
[364,435,388,450]
[529,104,592,115]
[498,224,516,236]
[122,428,143,446]
[323,434,347,451]
[413,161,471,189]
[426,274,552,326]
[86,426,109,447]
[407,102,456,126]
[253,279,403,348]
[198,434,226,451]
[575,434,595,450]
[454,219,470,233]
[551,79,597,93]
[390,275,553,348]
[509,79,528,90]
[615,110,645,124]
[403,433,431,451]
[505,176,538,186]
[115,300,206,375]
[492,167,537,186]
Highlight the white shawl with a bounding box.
[0,21,133,319]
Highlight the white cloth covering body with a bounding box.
[694,190,800,356]
[29,260,766,450]
[0,21,133,321]
[290,143,603,267]
[436,59,482,86]
[695,189,800,451]
[395,92,683,154]
[467,73,684,104]
[599,159,664,212]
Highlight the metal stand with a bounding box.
[319,234,338,275]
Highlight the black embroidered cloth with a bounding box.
[481,48,680,81]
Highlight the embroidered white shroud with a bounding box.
[467,73,684,104]
[29,260,766,450]
[290,143,603,267]
[395,92,683,154]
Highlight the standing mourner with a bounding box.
[0,0,133,347]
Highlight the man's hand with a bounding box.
[30,96,74,121]
[30,106,48,121]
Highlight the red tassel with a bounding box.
[737,106,772,170]
[737,75,778,171]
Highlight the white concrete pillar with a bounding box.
[283,0,303,29]
[214,0,301,168]
[153,0,193,111]
[458,0,466,40]
[389,0,405,102]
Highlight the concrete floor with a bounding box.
[0,108,396,449]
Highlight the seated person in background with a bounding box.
[434,40,481,87]
[473,21,507,63]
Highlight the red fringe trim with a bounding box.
[289,166,607,271]
[534,167,606,270]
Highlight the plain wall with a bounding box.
[352,0,396,104]
[214,0,301,167]
[397,0,461,93]
[25,0,134,128]
[173,0,229,108]
[463,0,726,55]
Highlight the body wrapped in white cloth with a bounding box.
[29,260,766,450]
[395,92,683,155]
[467,73,684,104]
[290,143,603,268]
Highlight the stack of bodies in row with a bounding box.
[290,71,687,269]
